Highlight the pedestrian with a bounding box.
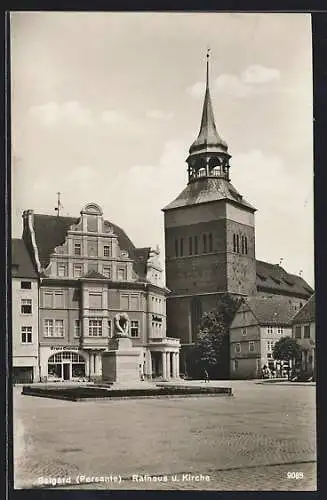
[203,368,209,383]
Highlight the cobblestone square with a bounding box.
[13,380,316,491]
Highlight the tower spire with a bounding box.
[189,49,227,155]
[186,50,231,183]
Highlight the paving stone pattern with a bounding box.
[13,381,317,491]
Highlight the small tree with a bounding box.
[272,336,302,378]
[193,294,244,379]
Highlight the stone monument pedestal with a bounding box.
[102,336,141,384]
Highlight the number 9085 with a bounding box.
[287,472,304,479]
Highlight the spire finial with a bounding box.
[206,47,211,88]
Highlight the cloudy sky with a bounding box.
[11,12,314,286]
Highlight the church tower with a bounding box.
[163,52,257,345]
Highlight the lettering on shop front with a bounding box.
[50,345,80,351]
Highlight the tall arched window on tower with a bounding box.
[188,236,193,256]
[203,234,207,253]
[233,234,236,253]
[174,238,178,257]
[245,236,248,254]
[194,235,198,255]
[180,238,184,257]
[208,233,213,252]
[236,234,240,253]
[241,236,244,254]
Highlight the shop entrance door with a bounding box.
[63,363,70,380]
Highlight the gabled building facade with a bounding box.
[12,239,39,383]
[292,293,315,374]
[22,203,180,382]
[230,297,295,379]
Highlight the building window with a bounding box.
[21,326,32,343]
[249,341,255,352]
[73,264,83,278]
[188,236,193,256]
[236,234,240,253]
[194,236,198,255]
[103,266,112,278]
[54,291,64,308]
[233,234,236,253]
[120,294,129,310]
[55,319,64,337]
[294,326,301,339]
[232,359,239,371]
[277,327,283,334]
[89,293,102,309]
[74,319,80,338]
[44,319,64,337]
[130,320,139,337]
[108,319,112,338]
[267,340,275,352]
[104,244,112,257]
[88,319,102,336]
[242,328,247,336]
[208,233,213,252]
[203,234,207,253]
[74,242,81,256]
[21,299,32,314]
[304,325,310,338]
[180,238,184,257]
[118,267,127,281]
[57,263,67,278]
[130,294,139,311]
[235,343,241,354]
[21,281,31,289]
[241,236,245,254]
[244,236,248,254]
[174,238,178,257]
[44,292,53,308]
[267,326,274,334]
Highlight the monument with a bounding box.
[102,313,142,384]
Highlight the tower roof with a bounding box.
[189,50,228,156]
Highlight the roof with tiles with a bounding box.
[12,239,38,279]
[162,178,255,212]
[292,293,315,324]
[242,296,298,326]
[256,260,313,299]
[29,213,150,280]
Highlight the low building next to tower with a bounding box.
[163,54,313,378]
[17,203,180,382]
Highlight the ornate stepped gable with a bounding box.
[22,208,163,286]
